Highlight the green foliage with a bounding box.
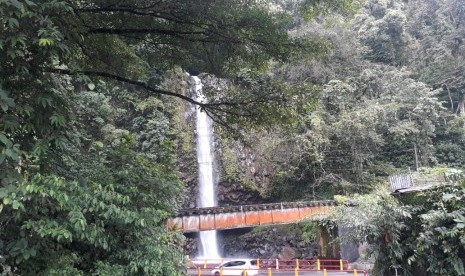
[248,222,318,248]
[330,191,413,275]
[0,1,188,272]
[1,133,185,274]
[357,5,408,64]
[260,1,465,272]
[249,0,465,203]
[301,0,362,20]
[0,0,346,134]
[407,181,465,275]
[331,174,465,275]
[3,0,354,271]
[299,222,318,244]
[220,141,241,183]
[2,0,464,273]
[262,65,445,201]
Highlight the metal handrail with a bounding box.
[175,200,335,216]
[189,267,368,276]
[189,258,350,270]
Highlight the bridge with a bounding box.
[167,200,335,233]
[168,174,452,264]
[169,173,451,233]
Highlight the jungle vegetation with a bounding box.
[0,0,357,274]
[217,0,465,275]
[1,0,465,275]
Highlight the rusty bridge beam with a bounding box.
[166,200,335,233]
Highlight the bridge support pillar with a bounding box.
[317,224,340,259]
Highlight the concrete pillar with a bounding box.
[338,226,360,262]
[317,224,340,259]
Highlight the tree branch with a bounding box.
[87,28,207,36]
[85,27,241,44]
[44,68,202,106]
[43,68,276,110]
[76,7,194,25]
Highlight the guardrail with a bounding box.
[257,258,349,270]
[190,258,349,270]
[175,200,335,217]
[187,267,368,276]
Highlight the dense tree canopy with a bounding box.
[0,0,342,111]
[221,0,465,201]
[0,0,362,274]
[331,171,465,276]
[221,0,465,274]
[2,0,464,274]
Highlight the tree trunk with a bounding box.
[317,225,340,259]
[456,91,465,115]
[446,85,454,112]
[413,142,420,170]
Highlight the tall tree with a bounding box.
[407,0,465,115]
[403,0,465,167]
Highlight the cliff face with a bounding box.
[184,224,320,259]
[171,72,316,259]
[169,72,273,208]
[221,224,319,259]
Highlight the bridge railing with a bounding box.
[259,258,349,270]
[175,200,335,217]
[187,267,368,276]
[191,259,225,269]
[190,258,350,270]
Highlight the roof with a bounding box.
[389,174,448,194]
[392,183,442,194]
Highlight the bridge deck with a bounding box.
[168,200,335,232]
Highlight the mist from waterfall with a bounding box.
[193,75,220,259]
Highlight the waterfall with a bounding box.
[193,75,220,259]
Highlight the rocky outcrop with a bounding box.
[183,224,319,260]
[217,181,265,205]
[172,72,319,259]
[172,72,273,208]
[221,225,318,259]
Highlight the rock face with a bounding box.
[176,73,272,208]
[183,235,199,257]
[183,224,319,260]
[175,73,318,259]
[217,181,265,206]
[220,224,319,259]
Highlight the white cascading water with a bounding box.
[193,76,221,259]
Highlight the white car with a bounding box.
[211,259,259,276]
